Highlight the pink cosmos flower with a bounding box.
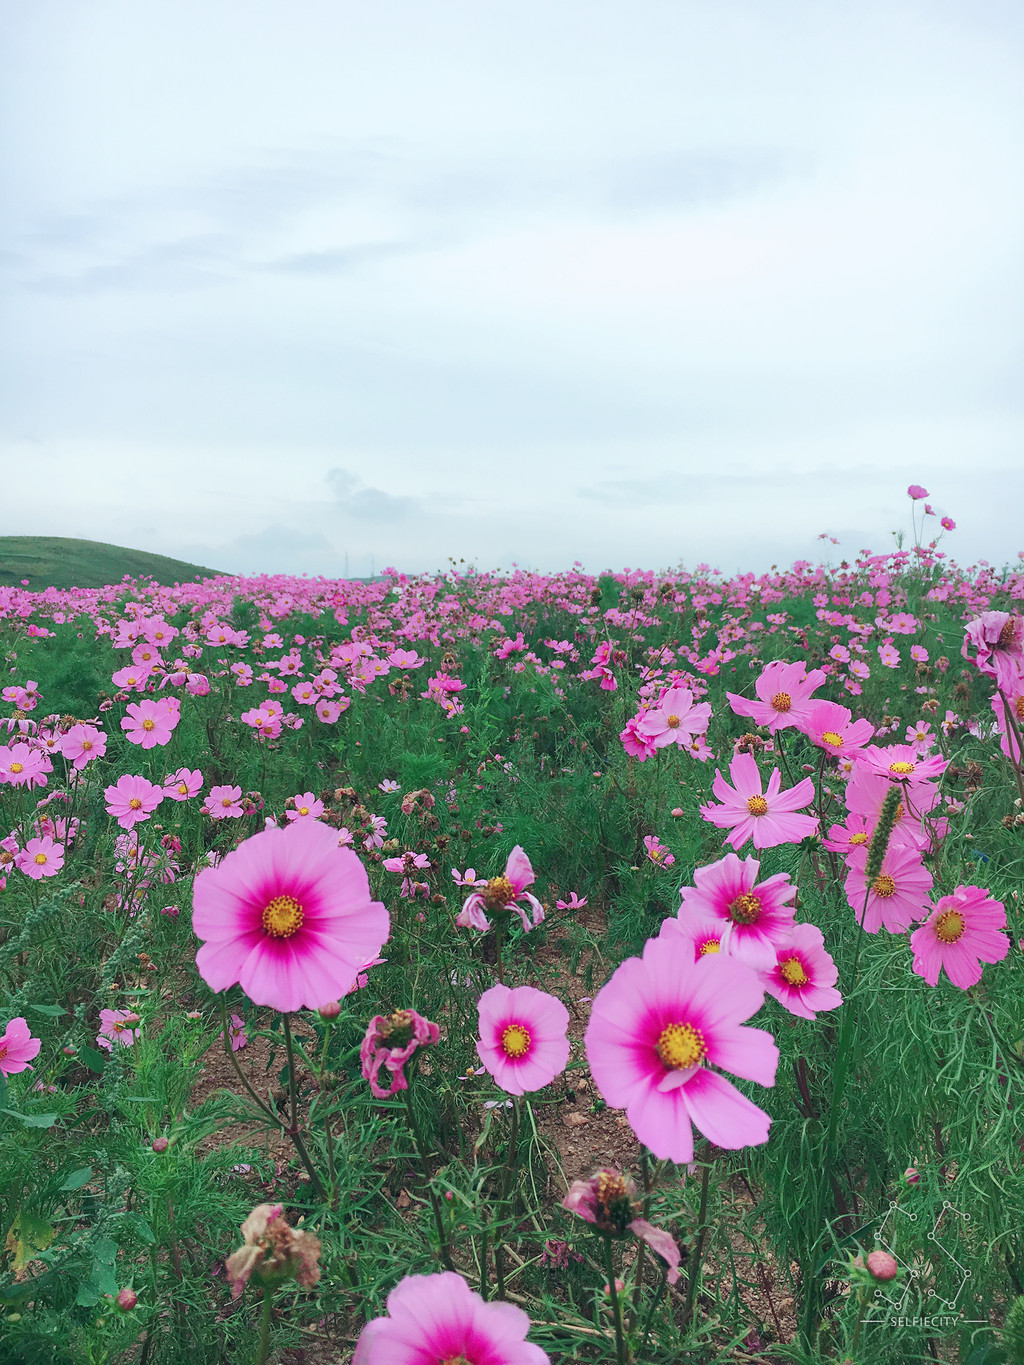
[643,834,675,867]
[104,774,164,830]
[619,714,658,761]
[163,767,203,801]
[0,1017,41,1075]
[844,842,933,934]
[361,1008,440,1098]
[192,818,390,1013]
[476,984,570,1096]
[97,1009,138,1050]
[659,910,728,962]
[226,1203,322,1301]
[699,753,817,851]
[677,852,798,970]
[634,686,712,751]
[225,1012,248,1051]
[843,767,938,850]
[910,885,1009,989]
[457,845,544,933]
[207,785,243,819]
[315,699,345,724]
[878,643,901,669]
[962,611,1024,691]
[795,700,875,757]
[121,698,180,749]
[761,924,842,1020]
[0,742,51,789]
[555,891,587,911]
[585,935,778,1163]
[941,516,956,531]
[853,743,947,787]
[15,835,64,880]
[59,723,107,770]
[907,484,929,499]
[725,660,827,733]
[353,1272,549,1365]
[286,792,325,821]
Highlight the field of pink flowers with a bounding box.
[1,489,1023,1365]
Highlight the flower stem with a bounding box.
[401,1086,454,1270]
[493,1096,520,1298]
[601,1234,627,1365]
[282,1013,329,1202]
[681,1145,712,1331]
[256,1288,273,1365]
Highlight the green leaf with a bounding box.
[1,1108,57,1129]
[121,1212,155,1244]
[75,1236,118,1307]
[28,1004,66,1018]
[78,1047,107,1073]
[59,1167,93,1192]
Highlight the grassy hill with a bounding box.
[0,537,222,591]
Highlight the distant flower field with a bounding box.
[1,491,1023,1364]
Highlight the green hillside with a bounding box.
[0,537,222,591]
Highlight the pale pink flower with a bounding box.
[725,660,826,732]
[761,924,842,1020]
[643,834,675,867]
[97,1009,138,1050]
[225,1203,321,1300]
[15,835,64,880]
[0,1017,41,1075]
[699,753,817,851]
[59,723,107,770]
[104,774,163,830]
[844,843,933,934]
[121,698,180,749]
[907,484,929,499]
[634,686,712,751]
[0,742,51,789]
[795,700,874,757]
[910,885,1008,989]
[285,791,325,821]
[207,785,243,819]
[163,767,203,801]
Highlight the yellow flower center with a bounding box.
[221,797,234,807]
[935,909,965,944]
[821,730,843,747]
[501,1024,531,1058]
[129,797,143,810]
[1016,696,1024,722]
[889,761,915,775]
[728,892,762,925]
[771,691,792,712]
[34,852,47,865]
[746,796,768,816]
[299,806,309,816]
[698,938,720,955]
[9,762,23,774]
[849,831,869,845]
[665,714,680,728]
[484,875,515,908]
[142,718,155,731]
[177,783,188,795]
[82,739,93,750]
[656,1021,706,1070]
[440,1357,471,1365]
[872,874,897,898]
[780,956,809,987]
[261,894,304,939]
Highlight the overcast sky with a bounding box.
[2,1,1022,580]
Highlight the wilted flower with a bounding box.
[361,1009,440,1098]
[456,845,544,933]
[562,1169,681,1285]
[225,1203,322,1299]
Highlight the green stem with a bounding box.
[638,1264,668,1363]
[256,1288,273,1365]
[282,1014,329,1202]
[493,1097,520,1299]
[401,1087,454,1270]
[630,1146,653,1317]
[602,1234,627,1365]
[682,1145,711,1331]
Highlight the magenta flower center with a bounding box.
[770,691,792,712]
[484,875,515,908]
[261,895,304,939]
[779,956,809,987]
[889,761,915,775]
[501,1023,531,1058]
[698,938,720,955]
[746,795,768,816]
[142,718,156,731]
[727,892,762,925]
[821,730,843,747]
[872,874,897,898]
[656,1021,706,1070]
[935,909,966,944]
[665,714,680,728]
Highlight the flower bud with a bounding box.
[318,1000,342,1021]
[116,1287,138,1312]
[866,1250,898,1281]
[152,1137,169,1153]
[903,1166,920,1186]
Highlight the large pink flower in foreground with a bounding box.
[699,753,818,851]
[354,1272,549,1365]
[476,984,570,1096]
[585,935,778,1163]
[192,819,390,1012]
[910,885,1009,989]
